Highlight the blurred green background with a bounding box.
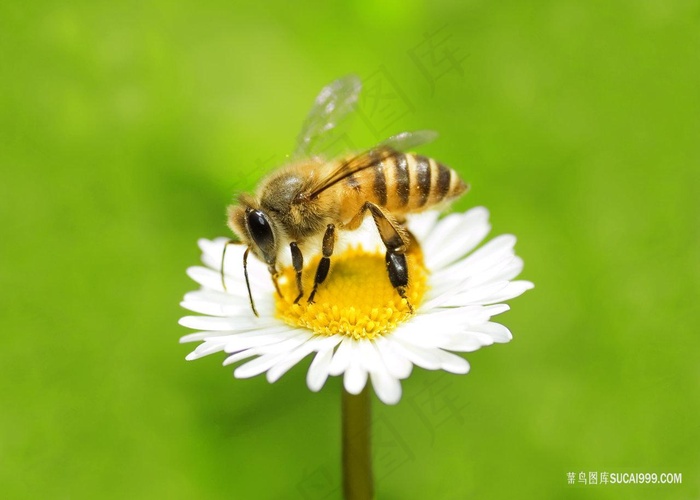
[1,0,698,498]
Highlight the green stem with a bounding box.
[342,384,373,500]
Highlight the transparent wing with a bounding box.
[302,130,440,199]
[293,75,362,159]
[301,148,393,200]
[381,130,438,150]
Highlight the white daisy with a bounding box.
[179,206,533,405]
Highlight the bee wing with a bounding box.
[381,130,439,151]
[293,75,362,159]
[300,147,392,199]
[302,130,439,199]
[300,131,439,199]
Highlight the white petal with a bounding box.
[198,237,270,283]
[433,254,523,291]
[471,256,525,285]
[222,328,307,353]
[469,322,513,343]
[369,367,402,405]
[180,299,255,317]
[479,280,534,303]
[181,327,292,345]
[222,349,259,366]
[185,265,273,302]
[355,340,384,372]
[433,281,513,307]
[407,211,440,241]
[232,334,311,377]
[435,235,518,286]
[234,351,288,379]
[422,213,462,254]
[395,306,490,338]
[434,349,470,374]
[436,331,493,352]
[186,266,238,294]
[306,346,336,392]
[415,303,494,326]
[479,304,511,318]
[424,209,491,271]
[198,237,240,263]
[328,337,354,376]
[198,237,237,265]
[342,218,383,251]
[373,336,413,379]
[396,308,491,339]
[468,233,517,263]
[266,335,340,383]
[421,285,472,309]
[178,315,279,332]
[183,289,236,306]
[356,339,405,404]
[438,280,533,307]
[343,362,368,395]
[392,326,449,349]
[185,341,227,360]
[180,331,222,343]
[389,338,442,370]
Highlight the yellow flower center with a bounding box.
[275,245,428,340]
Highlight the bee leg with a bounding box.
[385,252,413,313]
[308,224,336,304]
[290,242,304,303]
[268,264,283,298]
[364,203,414,313]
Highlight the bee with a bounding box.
[225,76,468,316]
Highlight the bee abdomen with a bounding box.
[383,153,467,211]
[344,153,467,213]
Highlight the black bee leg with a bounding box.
[364,202,414,312]
[268,264,283,298]
[385,252,412,312]
[290,242,304,303]
[308,224,336,304]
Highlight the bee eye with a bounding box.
[246,209,275,261]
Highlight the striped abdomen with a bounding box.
[345,152,468,214]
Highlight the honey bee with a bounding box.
[225,76,468,316]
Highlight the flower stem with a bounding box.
[342,385,373,500]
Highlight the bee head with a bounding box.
[227,197,279,266]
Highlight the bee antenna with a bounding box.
[243,247,259,317]
[221,239,236,292]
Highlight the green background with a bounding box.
[2,1,698,498]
